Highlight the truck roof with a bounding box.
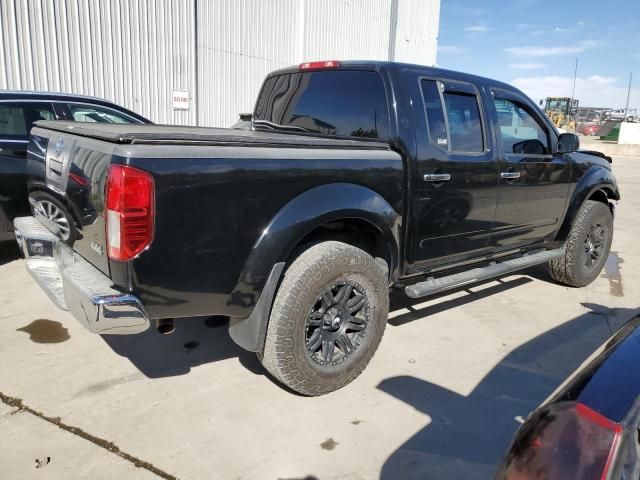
[33,120,391,150]
[266,60,520,93]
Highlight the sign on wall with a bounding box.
[172,90,189,110]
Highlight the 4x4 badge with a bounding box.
[90,241,104,256]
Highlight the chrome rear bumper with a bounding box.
[14,216,149,335]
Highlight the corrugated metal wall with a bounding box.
[0,0,439,127]
[0,0,195,125]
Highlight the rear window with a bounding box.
[253,70,390,139]
[420,79,485,153]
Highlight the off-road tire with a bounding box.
[260,241,389,396]
[548,200,613,287]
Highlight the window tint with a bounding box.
[68,104,132,123]
[493,98,549,154]
[421,80,448,148]
[253,70,389,139]
[0,103,55,140]
[443,92,484,152]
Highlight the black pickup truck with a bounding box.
[14,61,619,395]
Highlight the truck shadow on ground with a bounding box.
[377,303,640,480]
[101,272,541,380]
[100,270,555,381]
[0,242,20,266]
[101,315,265,378]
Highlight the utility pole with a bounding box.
[570,58,578,131]
[570,58,578,101]
[624,72,633,121]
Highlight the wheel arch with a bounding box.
[227,183,401,352]
[555,167,619,244]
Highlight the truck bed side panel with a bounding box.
[119,145,404,320]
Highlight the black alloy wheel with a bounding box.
[304,280,369,366]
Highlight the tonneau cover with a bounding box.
[34,121,390,150]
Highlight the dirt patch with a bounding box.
[320,438,338,450]
[16,320,70,343]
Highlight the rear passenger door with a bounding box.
[412,78,500,268]
[488,89,571,250]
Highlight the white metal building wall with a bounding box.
[0,0,440,127]
[0,0,195,124]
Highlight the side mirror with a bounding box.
[557,133,579,153]
[539,99,543,106]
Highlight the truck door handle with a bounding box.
[424,173,451,182]
[500,171,520,179]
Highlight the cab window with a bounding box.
[493,97,550,154]
[421,79,485,153]
[254,70,390,139]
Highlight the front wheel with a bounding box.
[259,241,389,396]
[548,200,613,287]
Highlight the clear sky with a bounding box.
[436,0,640,109]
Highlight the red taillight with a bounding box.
[299,60,340,71]
[499,402,622,480]
[105,164,154,261]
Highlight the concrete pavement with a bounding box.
[1,156,638,480]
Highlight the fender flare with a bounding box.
[555,166,619,244]
[228,183,402,352]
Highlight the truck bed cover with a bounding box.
[34,121,391,150]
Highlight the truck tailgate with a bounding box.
[28,127,113,275]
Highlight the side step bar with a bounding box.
[405,249,563,299]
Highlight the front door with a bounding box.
[412,77,500,269]
[488,89,571,250]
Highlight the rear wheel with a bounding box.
[548,200,613,287]
[259,241,389,396]
[29,191,77,245]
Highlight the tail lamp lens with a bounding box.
[105,164,154,261]
[499,402,621,480]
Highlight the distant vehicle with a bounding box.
[542,97,579,130]
[497,314,640,480]
[603,109,636,122]
[578,123,600,136]
[13,61,619,395]
[0,91,150,243]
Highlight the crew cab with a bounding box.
[14,61,619,395]
[0,91,149,242]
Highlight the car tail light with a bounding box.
[299,60,340,71]
[499,402,622,480]
[105,164,154,261]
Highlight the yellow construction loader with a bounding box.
[542,97,579,131]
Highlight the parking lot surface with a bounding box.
[1,156,638,480]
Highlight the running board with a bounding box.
[405,249,563,299]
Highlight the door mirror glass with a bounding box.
[557,133,579,153]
